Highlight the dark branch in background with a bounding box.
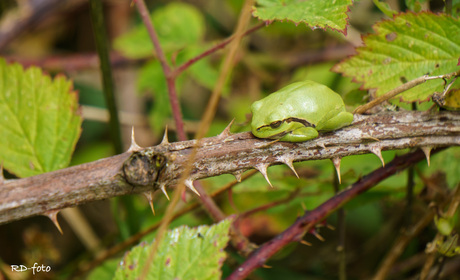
[226,148,444,280]
[0,0,65,52]
[0,111,458,225]
[89,0,123,153]
[3,43,353,73]
[5,52,148,72]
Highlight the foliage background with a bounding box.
[0,0,459,279]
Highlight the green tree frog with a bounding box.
[251,80,354,142]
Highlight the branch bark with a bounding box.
[1,111,459,225]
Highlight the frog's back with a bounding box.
[267,80,346,122]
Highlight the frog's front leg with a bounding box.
[319,111,354,131]
[279,127,318,142]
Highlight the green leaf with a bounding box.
[115,218,233,280]
[405,0,427,13]
[428,147,460,188]
[253,0,353,34]
[0,59,82,177]
[87,258,120,280]
[114,2,205,58]
[138,61,185,134]
[333,12,460,103]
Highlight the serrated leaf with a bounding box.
[253,0,353,34]
[333,12,460,103]
[114,2,205,58]
[115,218,233,280]
[0,59,81,177]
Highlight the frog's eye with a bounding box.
[270,121,282,129]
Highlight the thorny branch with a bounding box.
[0,111,459,225]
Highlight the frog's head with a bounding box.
[251,100,314,140]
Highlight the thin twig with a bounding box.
[372,205,437,279]
[89,0,123,153]
[353,70,460,114]
[173,23,265,76]
[432,257,446,280]
[134,0,186,142]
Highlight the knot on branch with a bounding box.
[122,150,167,187]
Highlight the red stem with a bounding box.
[134,0,187,141]
[173,23,265,76]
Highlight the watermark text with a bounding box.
[11,263,51,275]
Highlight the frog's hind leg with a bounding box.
[279,127,318,142]
[319,111,354,131]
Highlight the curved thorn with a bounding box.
[369,145,385,167]
[160,126,169,145]
[318,142,327,150]
[128,126,142,152]
[300,240,312,246]
[45,210,63,234]
[326,224,336,231]
[233,171,242,182]
[143,191,155,215]
[255,163,273,188]
[331,157,342,184]
[160,184,170,200]
[281,157,299,178]
[219,119,235,138]
[301,202,307,211]
[311,230,325,242]
[185,179,200,196]
[262,264,272,269]
[421,146,432,166]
